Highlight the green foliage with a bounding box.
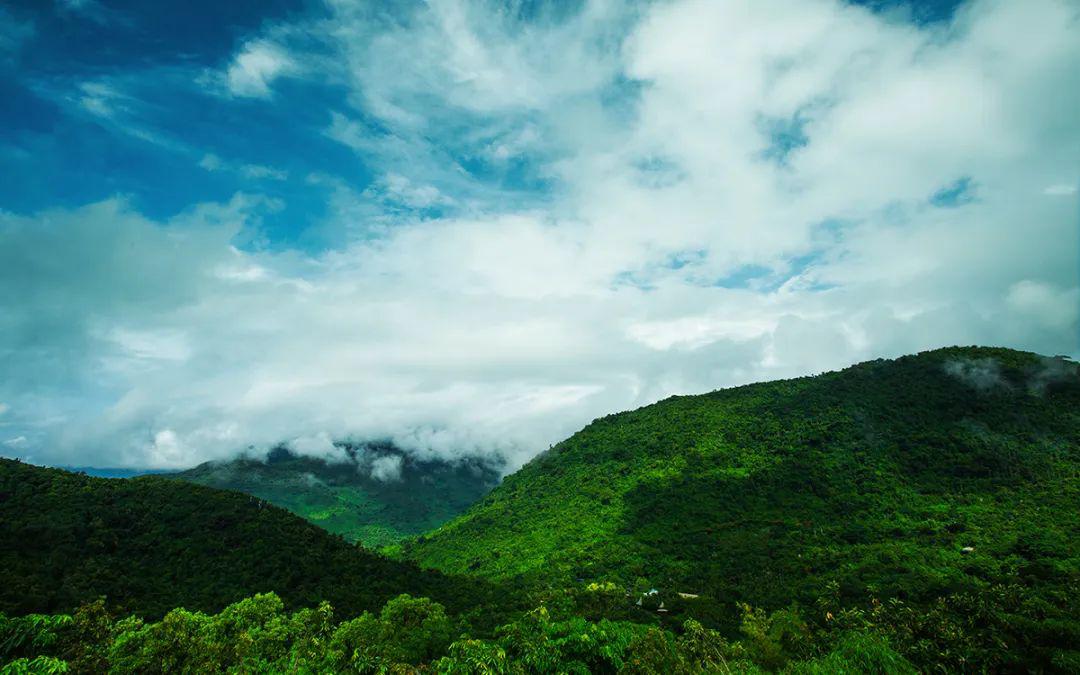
[328,593,454,670]
[108,607,214,673]
[737,604,809,671]
[326,611,384,671]
[621,628,685,674]
[0,459,519,626]
[105,592,339,673]
[377,594,454,664]
[493,605,650,673]
[176,444,499,548]
[0,656,69,674]
[64,599,112,673]
[784,632,916,675]
[436,639,517,674]
[0,592,1012,674]
[815,581,1080,672]
[675,619,740,673]
[0,614,71,663]
[403,347,1080,671]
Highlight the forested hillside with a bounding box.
[405,347,1080,669]
[3,347,1079,672]
[0,460,514,625]
[175,444,500,548]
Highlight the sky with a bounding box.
[1,0,1077,470]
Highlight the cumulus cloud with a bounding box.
[1006,280,1080,333]
[222,40,295,98]
[281,437,430,482]
[288,433,340,461]
[2,0,1079,470]
[366,173,452,210]
[369,454,403,482]
[199,153,224,171]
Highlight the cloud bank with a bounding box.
[1,0,1078,470]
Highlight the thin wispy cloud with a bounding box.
[201,153,289,181]
[0,8,34,64]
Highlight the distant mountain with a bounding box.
[57,466,173,479]
[0,459,514,623]
[173,443,501,548]
[404,347,1080,662]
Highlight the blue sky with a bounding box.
[2,0,580,250]
[3,0,354,248]
[1,0,966,247]
[0,0,1077,468]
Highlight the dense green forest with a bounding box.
[1,589,930,673]
[2,347,1078,672]
[0,460,517,627]
[2,583,946,673]
[403,347,1080,670]
[175,444,500,548]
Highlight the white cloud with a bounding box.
[944,357,1009,392]
[240,164,288,181]
[288,432,340,461]
[77,81,124,118]
[1006,280,1080,332]
[104,328,192,362]
[3,0,1079,470]
[224,41,294,98]
[1043,183,1077,196]
[199,153,223,171]
[147,429,187,466]
[366,173,452,209]
[58,80,183,151]
[369,454,403,482]
[200,153,288,181]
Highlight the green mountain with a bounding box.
[174,443,500,548]
[4,346,1080,672]
[0,459,514,624]
[57,467,172,479]
[404,347,1080,658]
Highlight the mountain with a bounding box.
[0,459,514,623]
[4,346,1079,672]
[56,466,172,479]
[404,347,1080,642]
[174,443,500,548]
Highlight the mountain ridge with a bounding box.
[0,459,516,625]
[402,346,1080,651]
[173,442,501,547]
